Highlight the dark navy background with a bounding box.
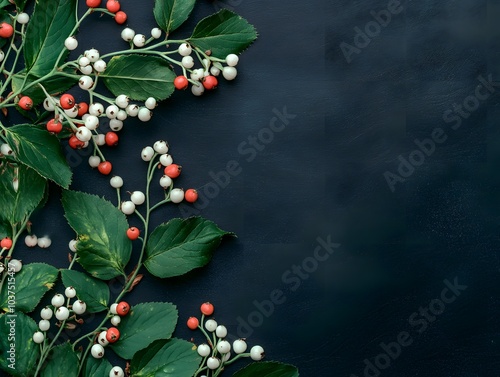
[13,0,500,376]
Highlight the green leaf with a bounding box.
[14,0,28,11]
[144,217,233,278]
[41,343,79,377]
[0,163,47,224]
[82,357,112,377]
[0,312,39,377]
[60,269,109,313]
[0,263,58,313]
[101,55,176,101]
[0,220,10,238]
[130,338,201,377]
[62,191,132,280]
[5,125,72,188]
[110,302,178,360]
[188,9,257,59]
[233,362,300,377]
[0,0,11,9]
[153,0,196,34]
[24,0,77,76]
[12,71,78,105]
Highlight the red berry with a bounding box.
[105,131,119,147]
[77,102,89,117]
[69,135,85,149]
[116,301,130,316]
[106,0,120,13]
[184,189,198,203]
[200,302,214,316]
[98,161,112,175]
[0,23,14,38]
[105,327,120,343]
[164,164,181,179]
[126,227,140,240]
[114,11,127,24]
[86,0,101,8]
[187,317,199,330]
[18,96,33,110]
[174,76,189,90]
[0,237,12,249]
[202,75,218,90]
[46,119,63,134]
[60,94,75,110]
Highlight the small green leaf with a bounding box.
[0,163,47,224]
[144,217,233,278]
[101,55,176,101]
[0,312,39,377]
[188,9,257,59]
[62,191,132,280]
[5,125,72,188]
[0,263,58,313]
[12,71,78,105]
[24,0,77,76]
[41,343,79,377]
[153,0,196,34]
[82,357,112,377]
[232,362,300,377]
[110,302,178,360]
[60,269,110,313]
[130,338,201,377]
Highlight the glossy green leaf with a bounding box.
[144,217,233,278]
[82,357,112,377]
[0,163,47,225]
[154,0,196,34]
[12,71,78,105]
[188,9,257,58]
[233,362,299,377]
[60,269,110,313]
[130,338,200,377]
[110,302,178,360]
[101,55,176,101]
[41,343,79,377]
[0,220,10,238]
[0,312,39,377]
[62,190,132,280]
[5,125,72,188]
[0,263,58,313]
[24,0,77,76]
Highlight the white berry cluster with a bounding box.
[24,234,52,249]
[33,288,87,344]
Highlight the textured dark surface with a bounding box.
[14,0,500,376]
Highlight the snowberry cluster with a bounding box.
[188,302,265,376]
[33,288,87,344]
[24,234,52,249]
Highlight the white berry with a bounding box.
[109,119,123,131]
[178,43,192,56]
[98,330,109,346]
[25,234,38,247]
[141,146,154,161]
[93,59,107,73]
[233,339,247,354]
[85,115,99,130]
[51,294,65,308]
[41,307,53,320]
[64,286,77,298]
[0,143,13,156]
[206,357,220,370]
[226,54,239,67]
[110,315,121,326]
[222,66,237,80]
[110,176,124,189]
[215,325,227,338]
[137,107,152,122]
[126,104,139,117]
[94,134,106,146]
[116,110,127,121]
[110,303,118,315]
[55,306,70,321]
[64,105,79,118]
[159,175,172,189]
[115,94,129,109]
[85,48,100,62]
[105,105,119,119]
[145,97,157,110]
[78,56,90,67]
[130,191,145,205]
[121,201,136,215]
[151,28,161,39]
[17,13,29,24]
[170,188,184,203]
[109,366,124,377]
[80,64,93,75]
[37,236,52,249]
[33,331,45,344]
[43,98,55,111]
[181,56,194,69]
[121,28,135,42]
[76,127,92,142]
[205,319,217,332]
[217,340,231,354]
[210,66,221,76]
[69,239,78,252]
[38,319,50,332]
[89,102,104,116]
[88,156,101,168]
[159,154,173,166]
[133,34,146,47]
[250,345,265,360]
[8,259,22,272]
[153,140,168,154]
[64,36,78,51]
[72,300,87,315]
[91,344,105,359]
[197,343,211,357]
[190,68,204,81]
[79,75,94,90]
[191,83,205,96]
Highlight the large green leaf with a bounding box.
[0,163,47,225]
[232,362,300,377]
[101,55,176,101]
[5,125,72,188]
[188,9,257,59]
[0,263,58,313]
[110,302,178,360]
[153,0,196,34]
[41,343,79,377]
[130,338,201,377]
[24,0,77,76]
[60,269,109,313]
[62,191,132,280]
[82,357,112,377]
[144,217,233,278]
[12,70,78,105]
[0,312,39,377]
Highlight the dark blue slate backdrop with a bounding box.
[16,0,500,376]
